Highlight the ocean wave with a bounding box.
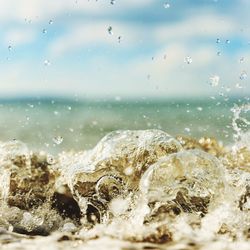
[0,125,249,249]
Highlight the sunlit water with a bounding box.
[0,98,249,249]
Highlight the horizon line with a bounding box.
[0,95,248,104]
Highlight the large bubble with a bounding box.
[140,149,226,214]
[60,129,182,198]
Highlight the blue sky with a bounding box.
[0,0,249,98]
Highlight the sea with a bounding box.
[0,96,249,153]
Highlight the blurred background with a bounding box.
[0,0,249,152]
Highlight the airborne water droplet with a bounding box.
[239,57,244,63]
[216,38,220,43]
[44,60,51,66]
[110,0,115,5]
[42,28,47,34]
[209,75,220,87]
[163,2,170,8]
[28,103,34,108]
[225,39,230,44]
[49,20,53,25]
[8,45,12,51]
[239,71,247,80]
[184,56,192,64]
[53,136,63,145]
[235,83,243,89]
[108,26,113,35]
[217,51,221,56]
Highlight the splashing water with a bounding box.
[231,103,250,142]
[0,120,250,249]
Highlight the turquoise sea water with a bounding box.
[0,97,249,153]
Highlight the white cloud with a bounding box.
[49,21,143,57]
[117,0,154,8]
[154,14,237,42]
[0,0,154,23]
[0,0,102,22]
[124,44,219,96]
[3,28,37,47]
[0,45,248,98]
[48,13,240,57]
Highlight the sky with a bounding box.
[0,0,249,99]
